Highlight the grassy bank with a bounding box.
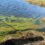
[0,16,45,42]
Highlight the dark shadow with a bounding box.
[36,28,45,32]
[0,36,44,45]
[3,39,15,45]
[8,30,17,34]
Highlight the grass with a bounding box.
[0,16,45,42]
[26,0,45,7]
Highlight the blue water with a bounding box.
[0,0,45,18]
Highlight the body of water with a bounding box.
[0,0,45,18]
